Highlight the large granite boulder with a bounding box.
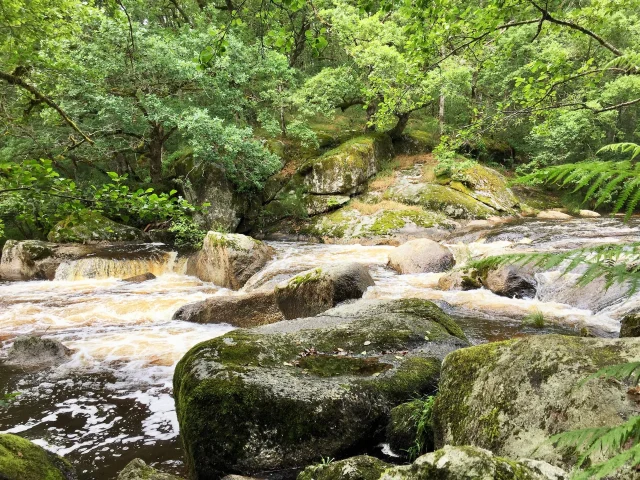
[432,335,640,471]
[391,184,496,219]
[441,164,519,214]
[300,135,393,195]
[173,299,469,479]
[4,336,71,367]
[274,263,375,319]
[117,458,183,480]
[176,160,247,232]
[0,433,77,480]
[47,211,143,243]
[185,232,275,289]
[172,291,284,327]
[297,446,566,480]
[387,239,454,274]
[0,240,59,280]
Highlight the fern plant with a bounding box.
[548,362,640,479]
[518,142,640,220]
[468,242,640,296]
[406,395,436,461]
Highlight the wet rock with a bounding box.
[173,290,284,327]
[386,399,433,457]
[122,272,156,283]
[117,458,183,480]
[536,210,572,220]
[579,209,600,218]
[0,240,58,280]
[298,446,567,480]
[432,335,640,471]
[0,433,77,480]
[47,211,143,243]
[0,241,171,281]
[620,312,640,337]
[274,263,375,319]
[387,239,454,274]
[437,271,481,291]
[5,336,71,367]
[173,299,469,479]
[481,265,537,299]
[537,271,630,312]
[186,232,275,289]
[301,135,394,195]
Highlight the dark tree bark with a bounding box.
[148,124,165,183]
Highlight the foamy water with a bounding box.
[0,217,639,478]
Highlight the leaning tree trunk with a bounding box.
[148,124,164,183]
[387,113,410,140]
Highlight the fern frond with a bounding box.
[597,143,640,161]
[468,242,640,297]
[605,53,640,73]
[572,443,640,480]
[579,362,640,387]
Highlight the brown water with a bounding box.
[0,217,638,478]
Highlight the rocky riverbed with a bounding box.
[1,216,639,479]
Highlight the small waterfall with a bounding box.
[54,251,179,281]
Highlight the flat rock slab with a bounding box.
[173,299,469,479]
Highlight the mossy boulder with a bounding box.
[173,299,469,479]
[117,458,184,480]
[0,240,58,280]
[175,158,247,231]
[47,211,143,244]
[297,446,566,480]
[391,184,496,219]
[388,239,454,274]
[298,455,391,480]
[304,195,351,216]
[274,263,375,319]
[301,135,394,195]
[173,290,284,327]
[185,232,275,289]
[432,335,640,471]
[0,433,77,480]
[440,164,519,214]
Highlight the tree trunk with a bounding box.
[364,103,377,132]
[439,45,446,136]
[387,113,410,140]
[149,124,164,183]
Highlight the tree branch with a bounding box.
[0,71,94,145]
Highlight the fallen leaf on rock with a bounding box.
[363,341,371,346]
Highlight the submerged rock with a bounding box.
[122,272,156,283]
[186,232,275,289]
[47,211,143,244]
[432,335,640,471]
[387,239,454,274]
[5,336,71,367]
[297,446,566,480]
[274,263,375,319]
[301,135,393,195]
[173,290,284,327]
[173,299,469,478]
[117,458,183,480]
[0,433,77,480]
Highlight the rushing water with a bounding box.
[0,217,639,479]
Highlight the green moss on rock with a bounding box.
[173,299,469,478]
[47,211,143,244]
[0,433,77,480]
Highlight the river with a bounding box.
[0,217,638,479]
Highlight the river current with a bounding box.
[0,217,639,479]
